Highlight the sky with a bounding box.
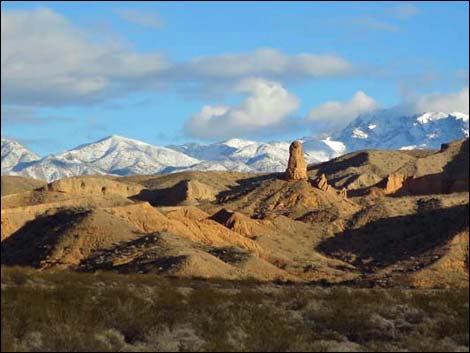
[1,1,469,155]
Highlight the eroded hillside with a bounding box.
[1,139,469,288]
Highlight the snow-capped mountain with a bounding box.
[165,139,293,174]
[167,138,339,174]
[169,139,258,161]
[11,155,107,182]
[2,111,468,182]
[56,135,200,175]
[1,138,41,174]
[5,135,201,181]
[336,111,469,151]
[161,160,257,174]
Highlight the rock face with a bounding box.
[313,174,329,191]
[45,176,142,197]
[339,187,347,198]
[285,141,307,181]
[209,208,264,238]
[382,173,407,195]
[132,179,217,207]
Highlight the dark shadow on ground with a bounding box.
[131,180,192,206]
[215,173,282,203]
[1,208,91,267]
[316,203,469,272]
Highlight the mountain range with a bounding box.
[2,111,468,182]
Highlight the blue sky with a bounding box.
[1,1,469,155]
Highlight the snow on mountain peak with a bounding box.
[352,128,368,139]
[416,112,449,124]
[1,138,41,174]
[451,112,469,121]
[321,137,346,155]
[2,110,468,182]
[221,138,257,149]
[337,110,469,151]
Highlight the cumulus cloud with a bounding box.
[184,78,300,139]
[1,7,170,106]
[1,8,356,108]
[303,87,469,131]
[117,9,163,29]
[306,91,380,128]
[408,87,469,114]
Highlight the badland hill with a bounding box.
[1,138,468,288]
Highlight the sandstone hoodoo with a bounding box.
[285,140,308,181]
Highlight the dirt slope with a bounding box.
[1,175,46,196]
[1,139,468,288]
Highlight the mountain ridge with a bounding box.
[2,111,468,182]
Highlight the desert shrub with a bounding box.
[240,304,311,352]
[276,287,312,310]
[1,268,469,352]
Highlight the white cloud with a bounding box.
[189,85,468,139]
[1,8,356,108]
[411,87,469,114]
[306,91,380,128]
[391,4,419,20]
[177,48,354,80]
[185,78,300,139]
[1,8,169,106]
[117,9,163,29]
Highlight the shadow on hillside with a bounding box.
[1,209,91,267]
[215,173,282,203]
[441,138,469,192]
[355,139,469,198]
[77,232,188,274]
[131,180,189,206]
[393,139,469,196]
[316,203,469,271]
[307,152,370,174]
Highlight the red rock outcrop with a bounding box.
[312,174,329,191]
[382,173,407,195]
[285,141,307,181]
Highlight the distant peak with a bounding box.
[103,134,128,140]
[416,111,466,124]
[96,134,150,145]
[222,138,256,148]
[450,112,469,121]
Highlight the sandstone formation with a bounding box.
[1,138,468,287]
[285,140,307,181]
[45,176,142,197]
[132,179,216,206]
[209,208,265,238]
[1,176,46,196]
[382,173,408,195]
[312,173,329,191]
[176,179,216,205]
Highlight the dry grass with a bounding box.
[2,267,468,352]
